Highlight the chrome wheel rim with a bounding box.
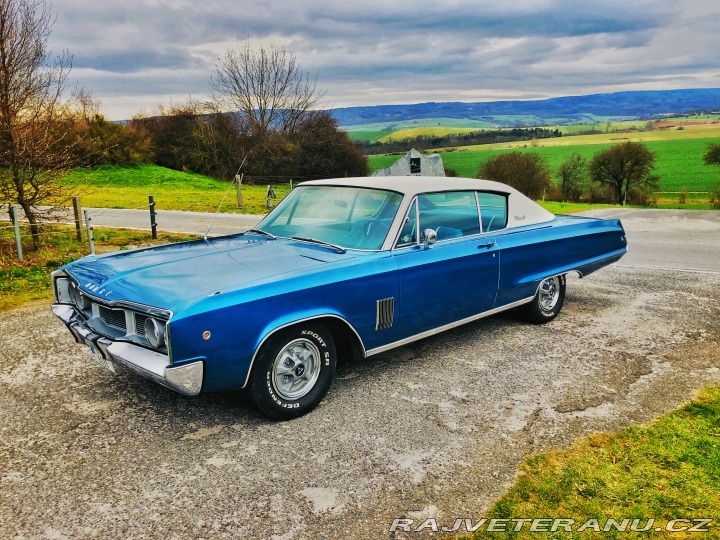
[271,338,322,400]
[538,276,560,312]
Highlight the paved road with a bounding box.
[1,208,719,539]
[578,208,720,273]
[52,206,264,237]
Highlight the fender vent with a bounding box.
[376,297,394,330]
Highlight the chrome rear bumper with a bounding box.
[52,304,203,396]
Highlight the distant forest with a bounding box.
[358,127,562,155]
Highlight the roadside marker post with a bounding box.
[149,195,157,239]
[84,209,95,255]
[266,185,276,208]
[10,205,23,261]
[235,174,244,209]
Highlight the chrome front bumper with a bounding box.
[52,304,203,396]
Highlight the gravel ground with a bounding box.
[1,264,719,539]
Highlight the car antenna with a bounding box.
[203,156,247,242]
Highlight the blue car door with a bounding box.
[393,191,500,340]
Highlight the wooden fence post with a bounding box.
[72,196,83,241]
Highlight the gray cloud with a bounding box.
[48,0,720,119]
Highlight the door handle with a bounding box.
[477,241,496,249]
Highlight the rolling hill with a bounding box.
[333,88,720,129]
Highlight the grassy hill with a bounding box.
[61,165,290,214]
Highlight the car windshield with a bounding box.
[256,185,403,250]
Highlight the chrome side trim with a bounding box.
[241,314,367,388]
[365,296,534,356]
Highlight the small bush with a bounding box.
[477,152,551,199]
[626,187,655,206]
[588,184,615,204]
[544,185,564,202]
[679,188,688,204]
[709,182,720,209]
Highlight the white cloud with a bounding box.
[48,0,720,119]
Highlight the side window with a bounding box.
[419,191,480,240]
[396,199,418,247]
[478,192,508,232]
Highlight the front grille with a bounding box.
[135,313,149,336]
[85,300,168,351]
[98,305,127,331]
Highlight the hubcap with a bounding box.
[271,338,321,400]
[538,276,560,312]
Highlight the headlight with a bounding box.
[69,282,89,310]
[144,317,165,348]
[54,277,72,304]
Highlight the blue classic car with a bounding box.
[52,177,627,419]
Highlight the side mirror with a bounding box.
[422,228,437,248]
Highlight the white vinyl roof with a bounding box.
[304,175,515,196]
[303,176,556,233]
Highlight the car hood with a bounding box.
[63,235,348,312]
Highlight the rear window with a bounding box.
[478,192,507,232]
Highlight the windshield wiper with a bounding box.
[291,236,346,253]
[244,228,276,239]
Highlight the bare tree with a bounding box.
[589,142,659,205]
[0,0,79,247]
[210,40,323,135]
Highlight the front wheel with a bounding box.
[519,274,566,324]
[249,323,336,420]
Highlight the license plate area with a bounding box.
[90,346,116,373]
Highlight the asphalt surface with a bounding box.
[1,209,719,539]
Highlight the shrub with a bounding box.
[626,187,655,206]
[679,188,688,205]
[588,184,616,204]
[477,152,551,199]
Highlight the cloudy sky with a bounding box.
[51,0,720,120]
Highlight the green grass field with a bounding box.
[369,133,720,193]
[378,126,481,142]
[61,165,291,213]
[346,130,389,142]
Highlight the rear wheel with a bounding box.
[249,323,336,420]
[519,274,566,324]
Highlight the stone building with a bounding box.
[371,148,445,177]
